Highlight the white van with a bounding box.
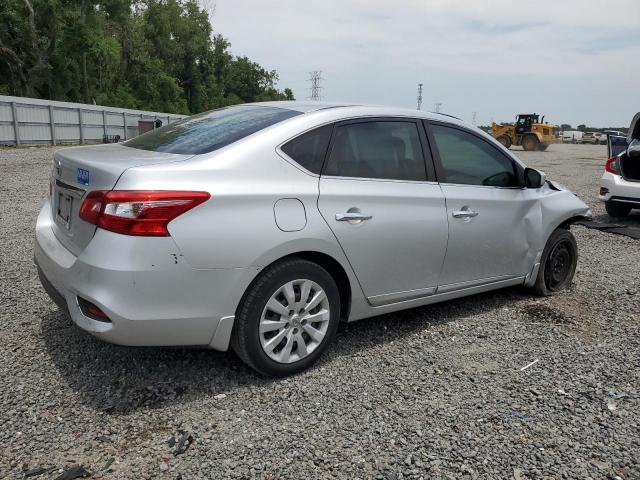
[562,131,583,143]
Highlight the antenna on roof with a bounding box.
[434,102,442,113]
[417,83,423,110]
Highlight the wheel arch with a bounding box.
[557,213,592,230]
[238,250,354,322]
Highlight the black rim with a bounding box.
[544,239,574,291]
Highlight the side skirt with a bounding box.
[350,276,526,321]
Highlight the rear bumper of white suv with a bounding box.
[600,171,640,206]
[34,201,252,349]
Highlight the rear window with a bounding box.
[281,124,333,174]
[124,106,301,154]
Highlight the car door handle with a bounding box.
[452,209,479,218]
[335,212,373,221]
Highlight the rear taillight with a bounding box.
[605,157,619,175]
[79,190,210,236]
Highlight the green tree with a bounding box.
[0,0,59,98]
[0,0,293,113]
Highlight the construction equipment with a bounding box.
[491,113,559,151]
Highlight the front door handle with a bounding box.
[452,208,479,218]
[335,212,373,221]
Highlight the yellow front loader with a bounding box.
[491,113,559,151]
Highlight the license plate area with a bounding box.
[57,192,73,229]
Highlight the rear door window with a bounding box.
[323,121,427,181]
[429,124,518,187]
[281,124,333,174]
[124,106,301,154]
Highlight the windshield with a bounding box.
[124,105,301,154]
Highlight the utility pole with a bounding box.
[434,102,442,113]
[416,83,423,110]
[308,71,323,101]
[472,111,477,125]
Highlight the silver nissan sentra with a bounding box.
[35,102,591,376]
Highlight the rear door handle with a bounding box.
[335,212,372,221]
[452,209,479,218]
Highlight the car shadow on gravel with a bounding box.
[41,287,529,414]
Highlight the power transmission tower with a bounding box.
[416,83,423,110]
[308,71,323,101]
[434,102,442,113]
[472,111,477,125]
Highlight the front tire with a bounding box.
[231,258,341,377]
[522,134,539,151]
[605,201,631,218]
[531,229,578,296]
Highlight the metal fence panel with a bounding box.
[55,125,82,142]
[83,111,103,125]
[53,108,80,125]
[0,124,14,142]
[0,95,187,146]
[0,104,12,122]
[105,112,123,126]
[21,124,51,142]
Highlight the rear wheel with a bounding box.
[522,134,539,151]
[531,229,578,296]
[231,258,340,377]
[605,201,631,218]
[497,135,512,149]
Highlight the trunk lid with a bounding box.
[50,143,193,255]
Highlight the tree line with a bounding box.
[0,0,294,114]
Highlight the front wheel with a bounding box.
[531,229,578,296]
[231,258,341,376]
[522,135,539,151]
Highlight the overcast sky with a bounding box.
[212,0,640,128]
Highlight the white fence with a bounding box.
[0,95,187,146]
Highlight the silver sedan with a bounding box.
[35,102,592,376]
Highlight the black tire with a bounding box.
[497,135,512,149]
[538,144,549,151]
[531,228,578,296]
[605,201,631,218]
[231,257,341,377]
[522,134,539,151]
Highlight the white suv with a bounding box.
[600,114,640,217]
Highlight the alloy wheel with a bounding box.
[259,279,331,364]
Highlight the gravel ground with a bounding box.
[0,144,638,480]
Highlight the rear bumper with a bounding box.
[35,201,255,349]
[599,172,640,205]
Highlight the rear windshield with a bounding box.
[124,106,301,154]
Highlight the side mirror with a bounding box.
[524,168,546,188]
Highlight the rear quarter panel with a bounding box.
[114,132,365,315]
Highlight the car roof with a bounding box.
[246,101,360,113]
[243,101,463,123]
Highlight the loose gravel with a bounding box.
[1,144,638,479]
